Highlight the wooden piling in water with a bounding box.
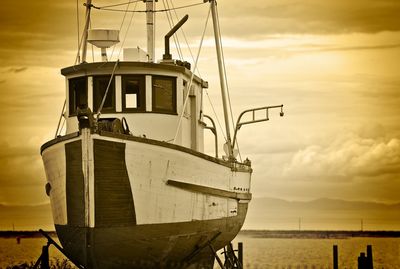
[367,245,373,269]
[238,242,243,267]
[41,245,50,269]
[358,252,366,269]
[333,245,338,269]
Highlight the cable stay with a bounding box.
[89,1,206,13]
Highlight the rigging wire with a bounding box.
[59,115,66,135]
[96,60,120,117]
[76,0,80,62]
[89,19,95,62]
[162,0,183,60]
[91,2,206,13]
[166,0,228,149]
[215,5,242,161]
[74,1,92,65]
[55,100,66,138]
[205,89,227,142]
[169,0,199,76]
[173,5,211,143]
[117,2,138,59]
[167,0,185,60]
[95,0,142,9]
[96,3,137,116]
[109,0,135,61]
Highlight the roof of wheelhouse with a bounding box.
[61,61,208,88]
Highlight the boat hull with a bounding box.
[55,202,247,268]
[41,130,252,268]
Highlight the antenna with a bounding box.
[87,29,120,61]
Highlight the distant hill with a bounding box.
[1,197,399,231]
[0,203,53,231]
[243,197,400,231]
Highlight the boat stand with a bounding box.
[211,242,243,269]
[33,229,85,269]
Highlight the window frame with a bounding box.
[121,75,146,112]
[93,75,116,114]
[152,75,177,114]
[68,76,88,117]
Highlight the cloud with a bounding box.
[218,0,400,35]
[4,67,28,73]
[283,129,400,180]
[0,142,45,188]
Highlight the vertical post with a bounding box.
[210,0,233,159]
[146,0,156,62]
[367,245,373,269]
[299,217,301,231]
[333,245,338,269]
[41,244,50,269]
[358,252,366,269]
[238,242,243,268]
[81,0,92,63]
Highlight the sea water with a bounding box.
[0,236,67,268]
[0,234,399,269]
[220,234,400,269]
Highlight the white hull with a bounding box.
[41,129,252,268]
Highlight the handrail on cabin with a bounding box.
[200,114,218,158]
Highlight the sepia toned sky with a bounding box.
[0,0,399,207]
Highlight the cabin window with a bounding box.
[93,76,116,113]
[122,75,145,112]
[152,76,176,113]
[68,77,87,116]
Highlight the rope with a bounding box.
[173,6,211,143]
[91,2,206,13]
[95,60,120,117]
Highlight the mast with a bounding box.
[146,0,156,62]
[210,0,233,159]
[81,0,92,63]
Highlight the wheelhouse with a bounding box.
[63,61,208,152]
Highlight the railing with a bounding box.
[232,105,284,149]
[200,114,218,158]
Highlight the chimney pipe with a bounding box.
[163,14,189,60]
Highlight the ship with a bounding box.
[40,0,284,268]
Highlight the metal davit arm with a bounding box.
[232,105,284,149]
[201,114,218,158]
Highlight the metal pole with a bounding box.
[333,245,338,269]
[81,0,92,62]
[210,0,233,158]
[146,0,156,62]
[238,242,243,268]
[41,244,50,269]
[367,245,373,269]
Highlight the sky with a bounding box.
[0,0,399,207]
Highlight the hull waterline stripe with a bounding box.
[166,180,251,200]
